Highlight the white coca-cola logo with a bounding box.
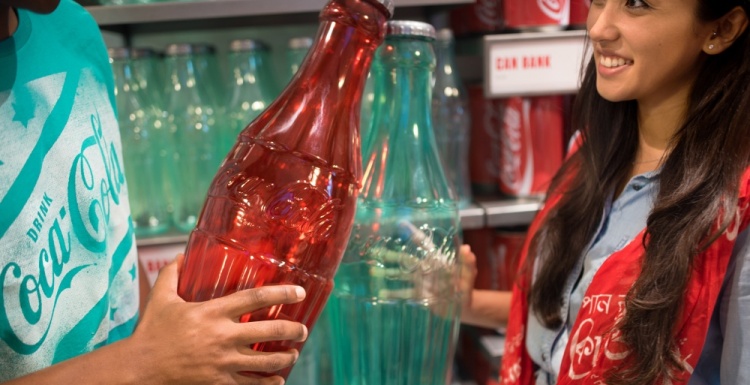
[500,105,523,191]
[475,0,498,28]
[538,0,567,21]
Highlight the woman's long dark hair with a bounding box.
[527,2,750,384]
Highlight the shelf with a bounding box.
[459,203,485,230]
[87,0,473,26]
[477,197,542,228]
[135,198,540,248]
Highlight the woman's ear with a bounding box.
[704,6,749,55]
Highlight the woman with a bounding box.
[462,0,750,384]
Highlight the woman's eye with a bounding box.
[625,0,650,8]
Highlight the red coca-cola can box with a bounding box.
[570,0,590,28]
[504,0,570,31]
[494,229,527,291]
[450,0,504,36]
[467,84,503,196]
[464,229,497,291]
[498,95,564,197]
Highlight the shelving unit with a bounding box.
[87,0,547,249]
[88,0,473,26]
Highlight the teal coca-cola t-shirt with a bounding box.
[0,1,139,380]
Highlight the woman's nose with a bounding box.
[587,1,619,43]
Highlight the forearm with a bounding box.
[461,290,512,329]
[2,338,147,385]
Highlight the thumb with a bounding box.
[151,254,185,301]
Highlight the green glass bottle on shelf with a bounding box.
[130,48,165,107]
[432,28,472,208]
[109,47,174,237]
[191,44,226,107]
[163,43,221,233]
[286,36,313,82]
[328,20,463,385]
[224,39,277,156]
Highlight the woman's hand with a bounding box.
[458,244,478,312]
[129,255,308,385]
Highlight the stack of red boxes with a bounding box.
[570,0,591,28]
[467,85,567,199]
[459,228,527,384]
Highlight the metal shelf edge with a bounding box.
[477,198,542,228]
[87,0,473,26]
[459,203,485,230]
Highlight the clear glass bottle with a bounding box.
[329,21,463,385]
[286,36,313,81]
[163,43,221,233]
[109,47,174,237]
[191,43,226,106]
[432,28,472,208]
[130,47,165,107]
[176,0,393,380]
[224,39,277,156]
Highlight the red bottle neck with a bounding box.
[241,0,388,185]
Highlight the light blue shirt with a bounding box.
[527,172,750,384]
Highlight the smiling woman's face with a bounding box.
[587,0,714,108]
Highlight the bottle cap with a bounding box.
[230,39,270,52]
[165,43,217,56]
[369,0,394,17]
[386,20,436,40]
[165,43,194,56]
[436,28,454,42]
[191,43,217,55]
[130,47,158,59]
[107,47,130,60]
[288,37,314,50]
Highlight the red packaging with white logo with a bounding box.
[464,229,496,290]
[504,0,570,31]
[494,229,527,291]
[449,0,504,36]
[468,84,503,196]
[570,0,590,28]
[499,95,564,197]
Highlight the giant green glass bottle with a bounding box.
[329,20,463,385]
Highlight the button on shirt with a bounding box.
[526,172,750,384]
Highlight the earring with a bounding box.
[708,31,718,50]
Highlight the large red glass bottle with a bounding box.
[176,0,392,379]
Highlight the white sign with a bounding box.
[484,30,590,97]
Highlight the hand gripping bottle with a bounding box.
[176,0,393,379]
[328,21,463,385]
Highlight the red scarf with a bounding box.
[499,167,750,385]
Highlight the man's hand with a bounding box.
[129,254,308,385]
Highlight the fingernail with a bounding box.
[302,325,309,341]
[289,349,300,365]
[295,286,306,299]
